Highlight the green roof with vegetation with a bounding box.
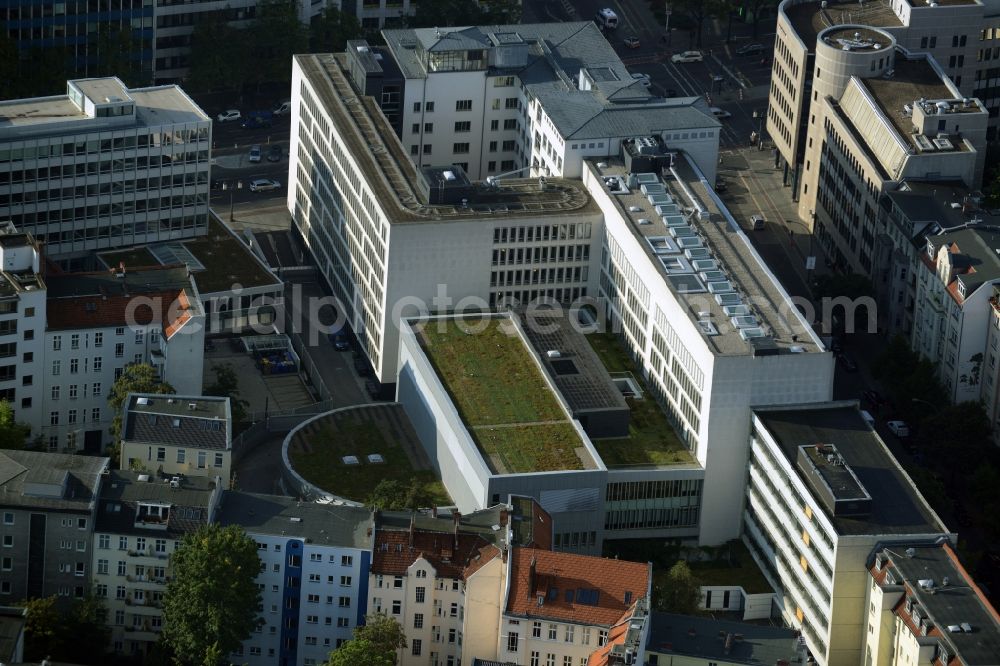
[585,333,694,467]
[288,404,450,506]
[415,317,590,474]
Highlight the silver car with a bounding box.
[250,178,281,193]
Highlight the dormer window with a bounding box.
[136,503,170,527]
[958,281,967,298]
[927,241,935,258]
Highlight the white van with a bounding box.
[595,8,618,29]
[860,410,875,429]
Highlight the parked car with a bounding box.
[887,420,910,438]
[736,43,765,56]
[331,331,350,351]
[671,50,703,63]
[624,36,640,49]
[249,178,280,192]
[267,145,282,162]
[710,107,732,119]
[837,353,859,372]
[248,145,262,163]
[242,111,273,129]
[216,109,241,123]
[750,214,765,231]
[273,101,291,115]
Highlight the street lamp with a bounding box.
[665,2,673,47]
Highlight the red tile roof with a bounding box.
[46,288,195,333]
[586,608,633,666]
[371,529,499,579]
[507,548,649,627]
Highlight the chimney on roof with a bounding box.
[409,512,416,548]
[528,556,537,600]
[500,508,509,526]
[453,510,461,553]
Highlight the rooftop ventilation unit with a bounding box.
[914,134,936,152]
[700,270,727,283]
[638,218,652,225]
[730,315,759,329]
[677,237,703,249]
[739,327,766,340]
[723,304,750,317]
[707,281,734,294]
[715,293,742,306]
[136,397,149,406]
[685,248,711,259]
[628,205,642,212]
[933,135,954,150]
[691,259,718,271]
[698,320,719,335]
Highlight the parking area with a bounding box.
[203,343,315,417]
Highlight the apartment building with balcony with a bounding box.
[217,492,373,666]
[864,542,1000,666]
[0,226,46,432]
[0,450,109,604]
[347,23,719,183]
[91,469,222,657]
[912,224,1000,403]
[120,393,232,483]
[744,402,952,666]
[0,77,211,263]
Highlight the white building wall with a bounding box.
[0,287,45,432]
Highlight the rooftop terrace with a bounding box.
[296,53,595,223]
[100,215,280,294]
[587,155,819,356]
[414,317,595,474]
[755,403,948,536]
[784,0,902,48]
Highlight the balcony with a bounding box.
[133,514,170,531]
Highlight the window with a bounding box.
[197,451,206,469]
[93,357,102,372]
[69,359,78,374]
[411,145,419,156]
[52,336,62,351]
[340,576,352,586]
[426,102,435,112]
[115,343,124,358]
[99,534,110,549]
[307,615,318,624]
[455,121,471,132]
[338,617,350,627]
[414,102,422,112]
[424,123,433,133]
[565,626,574,642]
[507,632,519,651]
[531,652,540,666]
[177,449,185,464]
[532,622,541,638]
[91,382,101,397]
[491,119,499,130]
[505,97,518,109]
[341,555,353,566]
[412,123,420,134]
[22,375,31,386]
[1,535,10,548]
[414,613,424,629]
[412,639,423,656]
[599,630,608,646]
[393,576,403,588]
[23,330,32,341]
[69,384,78,399]
[548,624,557,640]
[456,100,473,111]
[71,334,79,350]
[118,536,127,550]
[51,386,60,400]
[50,411,59,425]
[338,596,351,607]
[489,141,498,152]
[214,452,224,467]
[448,629,456,644]
[392,600,401,614]
[453,143,470,154]
[415,586,425,603]
[94,332,103,347]
[424,144,432,155]
[52,360,60,375]
[68,410,76,424]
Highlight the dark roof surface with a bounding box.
[646,612,799,664]
[0,451,108,512]
[520,309,628,414]
[94,470,217,538]
[755,404,947,536]
[217,492,372,549]
[929,226,1000,299]
[123,395,230,450]
[879,544,1000,665]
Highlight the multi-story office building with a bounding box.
[912,224,1000,403]
[290,52,603,384]
[346,23,719,182]
[0,450,109,603]
[0,77,211,263]
[42,264,205,453]
[217,492,373,666]
[744,402,952,666]
[864,542,1000,666]
[120,393,232,483]
[803,45,985,285]
[91,469,222,657]
[770,0,996,195]
[0,0,153,83]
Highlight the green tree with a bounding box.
[93,24,146,86]
[23,595,110,664]
[367,479,406,510]
[913,402,993,489]
[672,0,726,48]
[186,14,249,93]
[249,0,307,87]
[162,524,262,665]
[205,362,250,426]
[107,363,175,453]
[309,5,363,53]
[0,32,21,99]
[409,0,487,27]
[325,614,406,666]
[657,561,701,614]
[0,399,31,450]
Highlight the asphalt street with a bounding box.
[208,111,292,206]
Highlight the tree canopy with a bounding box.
[325,614,407,666]
[366,478,434,511]
[162,524,262,665]
[23,595,110,664]
[309,5,363,53]
[656,561,701,614]
[0,399,31,450]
